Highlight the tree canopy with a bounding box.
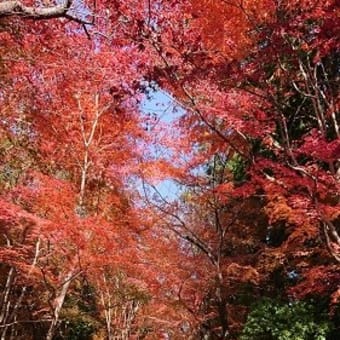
[0,0,339,339]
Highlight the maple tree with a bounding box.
[0,1,207,338]
[0,2,177,339]
[140,0,339,338]
[0,0,339,339]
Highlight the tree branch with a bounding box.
[0,0,92,24]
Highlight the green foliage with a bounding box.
[226,153,247,182]
[241,298,333,340]
[65,320,94,340]
[60,285,98,340]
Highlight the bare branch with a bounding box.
[0,0,92,24]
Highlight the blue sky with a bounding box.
[140,87,183,123]
[139,87,184,200]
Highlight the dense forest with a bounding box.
[0,0,339,339]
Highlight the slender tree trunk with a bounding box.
[46,270,74,340]
[216,270,229,340]
[0,268,14,340]
[9,238,41,328]
[0,237,15,340]
[100,274,113,340]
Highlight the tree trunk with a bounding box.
[46,270,74,340]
